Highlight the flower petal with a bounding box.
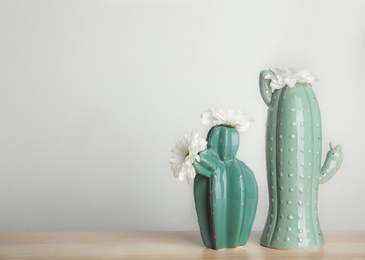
[201,108,254,132]
[169,132,207,184]
[268,68,318,89]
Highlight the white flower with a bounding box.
[265,68,319,89]
[169,132,207,184]
[201,108,254,132]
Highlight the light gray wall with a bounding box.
[1,0,364,231]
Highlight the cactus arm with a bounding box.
[193,149,219,178]
[319,143,344,184]
[194,173,213,248]
[193,148,220,248]
[259,70,274,106]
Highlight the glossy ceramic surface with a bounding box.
[259,70,344,250]
[193,126,258,249]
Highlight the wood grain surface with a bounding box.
[0,231,364,259]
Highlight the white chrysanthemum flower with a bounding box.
[169,132,207,184]
[265,68,319,89]
[201,108,254,132]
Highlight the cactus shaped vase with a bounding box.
[259,70,344,250]
[193,125,258,249]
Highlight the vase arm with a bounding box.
[193,149,219,178]
[319,142,344,184]
[259,70,273,106]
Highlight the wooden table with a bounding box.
[0,231,364,259]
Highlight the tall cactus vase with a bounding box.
[193,125,258,249]
[259,69,344,250]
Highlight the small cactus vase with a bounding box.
[259,70,344,250]
[193,126,258,249]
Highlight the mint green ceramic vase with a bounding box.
[259,70,344,250]
[193,126,258,249]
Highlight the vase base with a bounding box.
[206,245,246,250]
[260,242,323,251]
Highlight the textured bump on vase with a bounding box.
[259,70,344,250]
[193,126,258,249]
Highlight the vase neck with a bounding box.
[207,126,239,161]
